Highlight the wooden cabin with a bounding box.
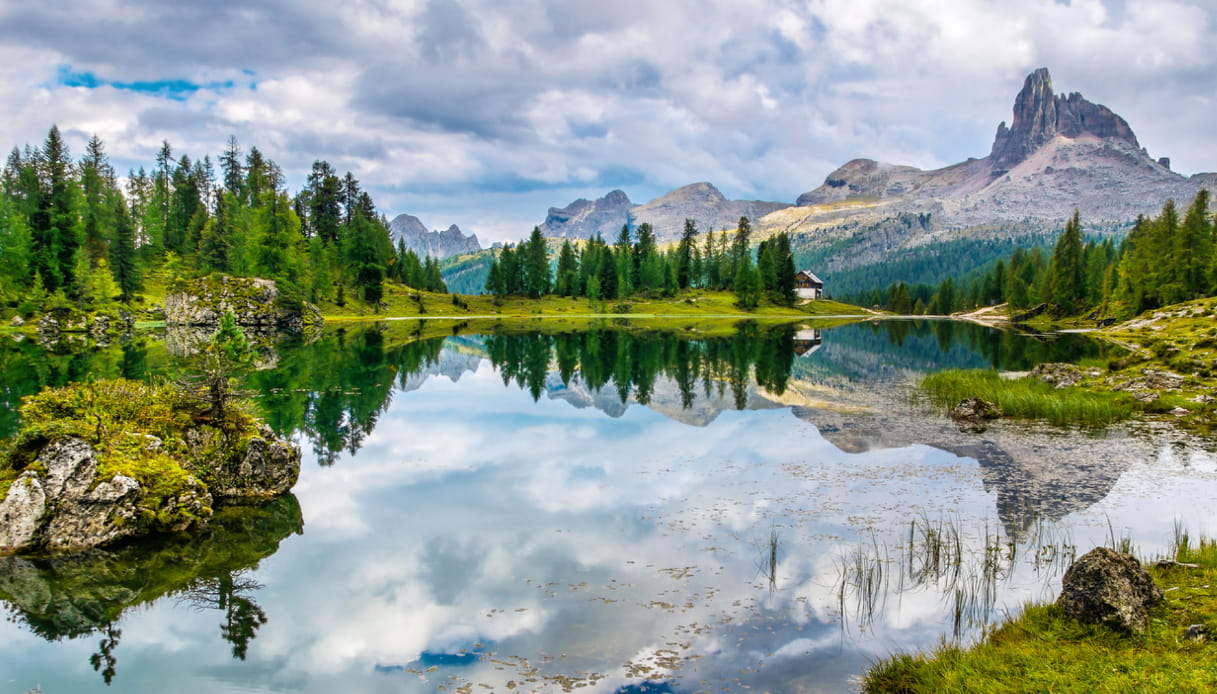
[794,270,824,299]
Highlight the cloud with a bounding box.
[0,0,1213,242]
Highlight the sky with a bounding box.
[0,0,1214,244]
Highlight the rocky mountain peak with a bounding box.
[388,214,481,259]
[990,67,1139,176]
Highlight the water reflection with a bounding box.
[0,496,302,684]
[1,319,1203,694]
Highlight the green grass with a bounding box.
[316,283,868,321]
[863,538,1217,694]
[920,369,1138,427]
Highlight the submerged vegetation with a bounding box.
[863,534,1217,694]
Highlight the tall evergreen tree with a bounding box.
[522,226,552,298]
[1048,210,1085,315]
[109,195,139,301]
[555,240,578,296]
[676,218,698,289]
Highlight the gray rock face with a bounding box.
[388,214,482,259]
[538,189,634,240]
[190,424,301,500]
[991,68,1138,176]
[165,275,321,334]
[540,184,789,242]
[1056,547,1163,633]
[0,431,301,555]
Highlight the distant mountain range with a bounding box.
[439,68,1216,295]
[388,214,481,259]
[538,182,789,243]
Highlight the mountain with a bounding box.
[792,67,1212,227]
[757,67,1217,296]
[388,214,481,259]
[539,182,789,242]
[538,189,634,241]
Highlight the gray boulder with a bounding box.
[0,430,301,555]
[1056,547,1163,633]
[165,275,321,334]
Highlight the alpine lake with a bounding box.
[2,317,1216,694]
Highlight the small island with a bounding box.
[0,316,300,554]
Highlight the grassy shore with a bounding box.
[315,283,869,321]
[863,537,1217,693]
[920,370,1141,427]
[918,298,1217,430]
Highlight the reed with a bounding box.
[863,527,1217,693]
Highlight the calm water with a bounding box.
[1,321,1215,694]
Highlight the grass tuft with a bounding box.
[862,534,1217,693]
[920,370,1137,427]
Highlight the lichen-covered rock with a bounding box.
[182,425,300,500]
[0,428,300,555]
[0,473,48,551]
[165,275,322,334]
[1056,547,1163,633]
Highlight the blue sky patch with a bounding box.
[54,65,242,101]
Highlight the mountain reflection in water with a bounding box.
[1,320,1211,694]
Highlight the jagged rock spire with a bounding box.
[990,68,1139,176]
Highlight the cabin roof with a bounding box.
[796,270,823,284]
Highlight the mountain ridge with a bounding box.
[388,214,481,259]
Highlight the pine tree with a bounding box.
[109,195,140,301]
[1048,210,1085,315]
[522,226,551,298]
[34,125,79,292]
[733,255,761,310]
[555,240,578,296]
[676,218,698,289]
[1176,189,1211,300]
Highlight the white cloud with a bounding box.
[0,0,1212,242]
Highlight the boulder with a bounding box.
[950,397,1001,422]
[0,429,300,555]
[1056,547,1163,633]
[1031,363,1084,388]
[165,275,322,334]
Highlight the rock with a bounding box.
[1031,363,1083,388]
[165,275,322,334]
[1140,369,1183,391]
[183,425,301,500]
[35,313,59,336]
[990,68,1138,176]
[9,315,24,327]
[0,427,300,555]
[950,397,1001,422]
[1056,547,1163,633]
[0,473,48,551]
[1185,624,1206,642]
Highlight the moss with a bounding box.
[4,378,268,531]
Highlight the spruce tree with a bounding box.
[110,196,140,301]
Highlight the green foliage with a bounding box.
[863,538,1217,693]
[920,369,1137,427]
